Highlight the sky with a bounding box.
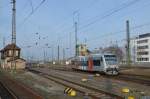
[0,0,150,60]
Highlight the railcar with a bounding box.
[72,53,119,75]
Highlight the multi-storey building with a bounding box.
[134,33,150,63]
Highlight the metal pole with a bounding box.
[57,45,59,64]
[63,48,65,62]
[75,22,78,57]
[126,20,131,66]
[11,0,16,71]
[52,47,54,62]
[12,0,16,44]
[69,32,71,58]
[43,50,45,63]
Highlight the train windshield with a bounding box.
[104,55,117,65]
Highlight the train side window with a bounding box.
[100,57,103,61]
[93,60,101,66]
[83,61,88,66]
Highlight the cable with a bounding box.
[79,0,141,30]
[29,0,34,13]
[86,22,150,43]
[66,21,150,46]
[50,0,101,43]
[19,0,46,27]
[55,0,141,44]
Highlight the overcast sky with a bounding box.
[0,0,150,60]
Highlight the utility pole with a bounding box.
[11,0,16,44]
[52,47,54,62]
[57,45,60,64]
[63,48,65,62]
[43,50,46,63]
[73,11,79,66]
[126,20,131,66]
[11,0,16,71]
[69,32,71,58]
[75,22,78,57]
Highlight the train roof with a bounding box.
[90,53,115,56]
[69,53,116,60]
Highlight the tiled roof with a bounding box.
[7,58,26,62]
[0,43,20,52]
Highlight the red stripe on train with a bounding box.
[88,57,93,71]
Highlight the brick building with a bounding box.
[0,43,26,69]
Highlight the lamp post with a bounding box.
[47,46,54,64]
[62,48,69,65]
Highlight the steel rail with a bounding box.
[0,81,18,99]
[28,68,124,99]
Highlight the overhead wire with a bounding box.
[19,0,46,28]
[57,0,141,42]
[67,21,150,47]
[19,0,148,58]
[86,22,150,43]
[53,0,100,34]
[79,0,141,30]
[29,0,34,13]
[51,0,101,45]
[53,0,142,45]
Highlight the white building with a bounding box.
[132,33,150,63]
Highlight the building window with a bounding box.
[137,39,148,44]
[137,45,148,50]
[15,51,19,56]
[9,50,12,56]
[137,58,149,61]
[137,51,149,55]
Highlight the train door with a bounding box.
[83,57,88,70]
[99,56,105,71]
[78,57,83,69]
[93,56,104,71]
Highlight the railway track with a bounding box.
[106,74,150,86]
[47,66,150,86]
[28,68,123,99]
[0,81,17,99]
[0,71,43,99]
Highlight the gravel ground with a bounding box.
[119,68,150,77]
[9,70,87,99]
[32,67,150,99]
